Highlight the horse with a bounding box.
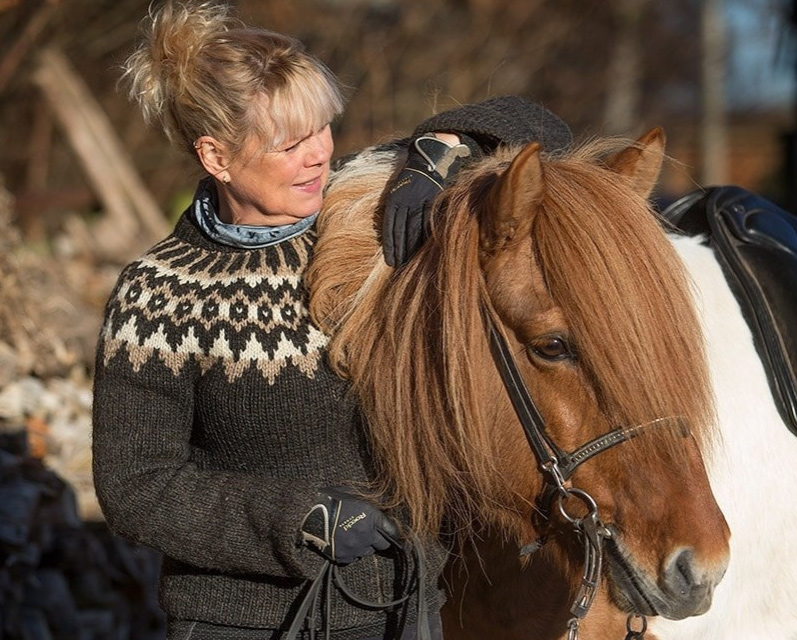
[306,129,731,639]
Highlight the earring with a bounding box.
[222,175,231,185]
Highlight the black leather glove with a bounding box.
[382,135,475,268]
[298,487,400,565]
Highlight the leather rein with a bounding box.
[486,312,674,640]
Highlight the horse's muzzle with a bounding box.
[604,534,729,620]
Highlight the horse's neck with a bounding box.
[669,234,792,469]
[651,234,797,640]
[669,233,795,501]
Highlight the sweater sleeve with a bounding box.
[413,95,573,153]
[91,272,322,580]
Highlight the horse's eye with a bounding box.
[529,336,572,361]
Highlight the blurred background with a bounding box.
[2,0,796,242]
[0,1,795,637]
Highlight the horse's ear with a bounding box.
[481,141,545,254]
[606,127,666,199]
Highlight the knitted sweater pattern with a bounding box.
[92,213,445,633]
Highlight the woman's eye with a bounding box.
[529,336,572,361]
[277,125,328,153]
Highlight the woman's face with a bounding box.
[222,124,334,226]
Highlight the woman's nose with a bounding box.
[305,129,332,165]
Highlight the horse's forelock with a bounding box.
[534,147,716,454]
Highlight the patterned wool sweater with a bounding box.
[91,211,447,635]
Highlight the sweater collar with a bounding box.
[191,177,317,249]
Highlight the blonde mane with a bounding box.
[308,141,714,538]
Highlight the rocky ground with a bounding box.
[0,207,109,520]
[0,182,166,639]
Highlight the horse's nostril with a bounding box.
[664,548,697,597]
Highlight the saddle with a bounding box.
[661,186,797,437]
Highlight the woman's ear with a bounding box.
[194,136,232,182]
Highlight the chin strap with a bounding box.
[284,536,430,640]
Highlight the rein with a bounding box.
[486,313,670,639]
[284,537,429,640]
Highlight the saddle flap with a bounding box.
[662,186,797,436]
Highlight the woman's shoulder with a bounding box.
[113,212,218,276]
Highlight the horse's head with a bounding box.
[308,128,730,623]
[473,128,729,620]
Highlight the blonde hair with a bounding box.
[122,0,345,160]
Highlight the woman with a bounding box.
[91,2,572,639]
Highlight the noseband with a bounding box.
[486,316,679,509]
[485,313,682,639]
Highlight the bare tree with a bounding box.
[604,0,648,135]
[701,0,730,184]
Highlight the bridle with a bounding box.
[486,312,682,640]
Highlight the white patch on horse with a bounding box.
[651,234,797,640]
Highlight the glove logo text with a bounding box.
[339,511,367,531]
